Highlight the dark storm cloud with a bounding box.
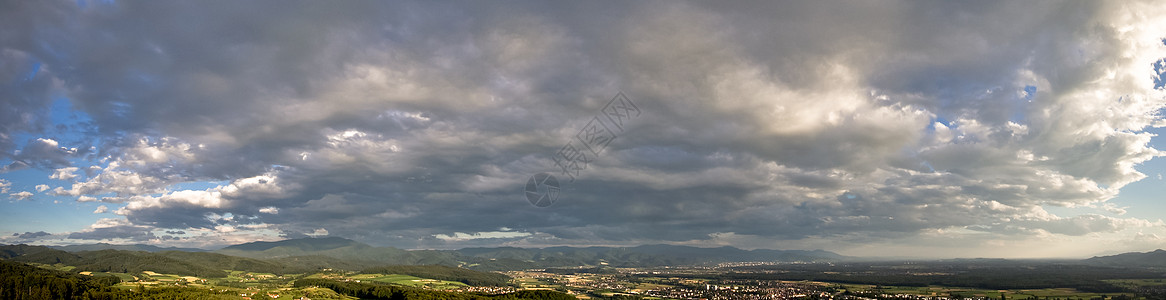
[10,138,76,169]
[0,47,57,157]
[2,0,1165,250]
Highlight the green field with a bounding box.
[1107,279,1166,287]
[513,277,560,290]
[349,273,469,290]
[86,271,137,282]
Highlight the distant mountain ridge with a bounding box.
[50,243,205,253]
[5,237,851,273]
[218,236,362,252]
[214,237,850,269]
[28,237,849,267]
[213,237,439,266]
[458,243,847,267]
[1084,249,1166,268]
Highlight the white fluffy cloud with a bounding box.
[49,167,79,180]
[50,162,171,199]
[8,191,33,200]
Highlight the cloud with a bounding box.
[967,211,1161,236]
[1,1,1165,253]
[51,161,175,199]
[93,205,107,213]
[436,230,532,241]
[0,179,9,194]
[13,231,50,239]
[49,167,79,181]
[66,218,156,242]
[0,46,60,157]
[9,138,78,169]
[9,191,33,200]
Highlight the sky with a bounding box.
[2,1,1166,259]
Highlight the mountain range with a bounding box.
[9,237,848,271]
[1084,249,1166,268]
[19,236,1166,272]
[49,243,205,253]
[6,237,1166,280]
[213,237,850,268]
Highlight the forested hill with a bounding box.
[0,259,122,299]
[0,244,282,277]
[0,259,238,300]
[0,244,511,285]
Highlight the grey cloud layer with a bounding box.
[2,1,1165,249]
